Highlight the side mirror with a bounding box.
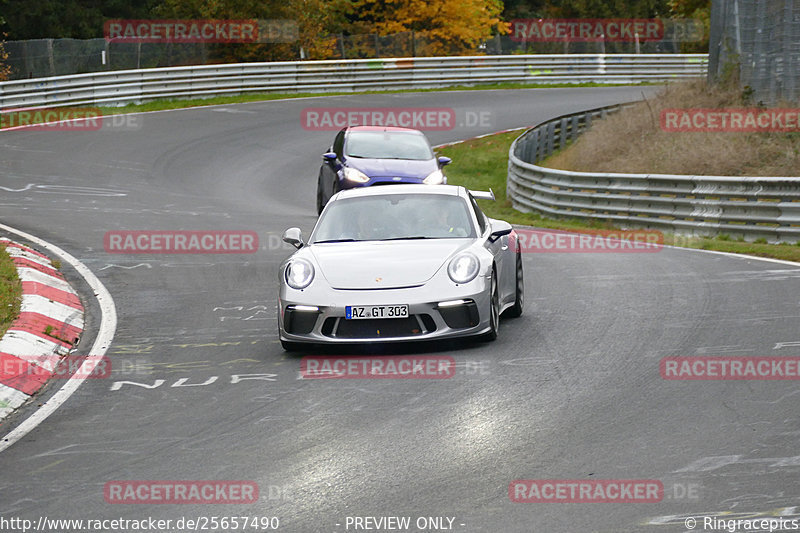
[282,227,304,249]
[488,221,512,243]
[437,156,452,167]
[323,152,337,163]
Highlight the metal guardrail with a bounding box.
[0,54,707,110]
[507,105,800,243]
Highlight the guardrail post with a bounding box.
[527,129,539,163]
[559,118,569,150]
[570,115,580,142]
[545,122,556,157]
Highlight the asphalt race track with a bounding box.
[2,86,800,532]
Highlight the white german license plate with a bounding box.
[345,305,409,320]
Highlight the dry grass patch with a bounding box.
[546,80,800,176]
[0,242,22,337]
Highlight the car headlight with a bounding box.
[423,169,445,184]
[285,259,315,289]
[447,252,479,284]
[343,167,370,183]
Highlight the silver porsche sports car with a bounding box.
[277,184,523,350]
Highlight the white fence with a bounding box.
[507,105,800,243]
[0,54,707,110]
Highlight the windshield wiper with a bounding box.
[379,236,432,241]
[313,238,360,243]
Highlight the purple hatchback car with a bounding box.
[315,126,451,214]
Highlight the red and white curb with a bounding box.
[0,238,84,421]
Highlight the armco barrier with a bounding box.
[0,54,707,110]
[507,105,800,243]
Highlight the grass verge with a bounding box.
[437,133,800,263]
[0,242,22,338]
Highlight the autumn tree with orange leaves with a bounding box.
[347,0,509,56]
[155,0,346,60]
[668,0,710,52]
[0,40,9,81]
[0,16,10,81]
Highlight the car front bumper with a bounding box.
[278,277,491,344]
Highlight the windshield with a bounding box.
[344,131,434,160]
[311,193,476,242]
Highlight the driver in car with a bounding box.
[421,205,469,238]
[348,207,395,240]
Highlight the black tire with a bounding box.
[502,251,524,318]
[316,174,325,215]
[480,269,500,342]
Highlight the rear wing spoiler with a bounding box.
[469,188,496,201]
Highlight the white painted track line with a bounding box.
[0,223,117,453]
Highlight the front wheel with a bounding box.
[480,270,500,342]
[502,251,524,318]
